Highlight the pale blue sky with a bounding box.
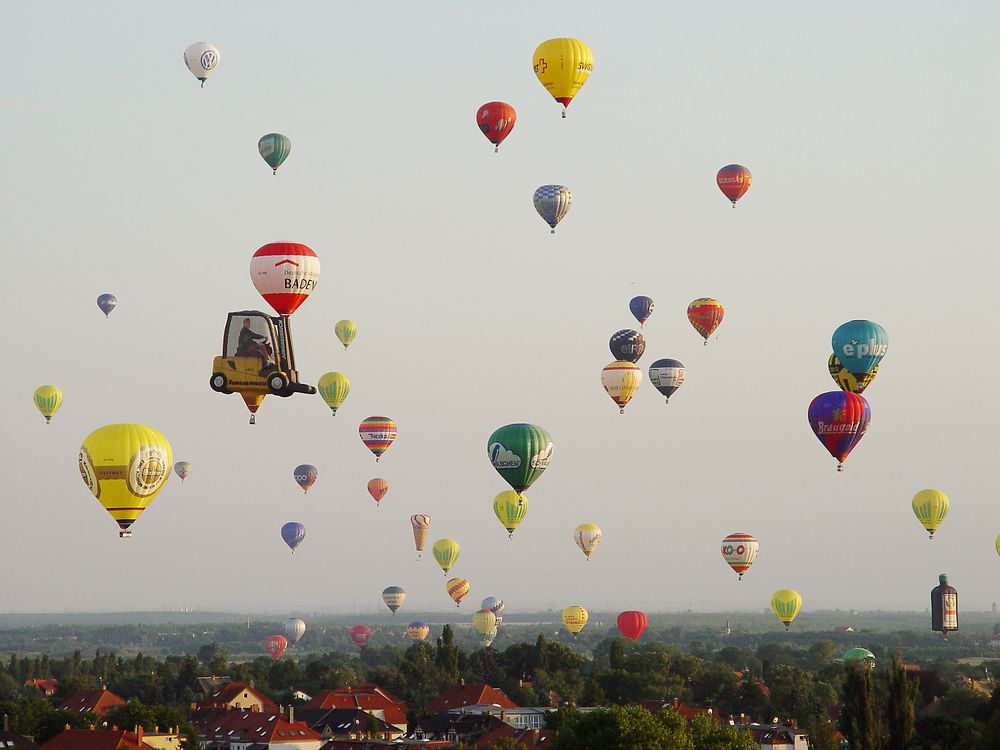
[2,1,999,617]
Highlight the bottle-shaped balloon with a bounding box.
[717,164,751,206]
[349,624,372,646]
[721,533,759,580]
[184,42,220,87]
[931,574,958,638]
[78,424,172,538]
[410,514,430,556]
[477,102,517,153]
[368,478,389,506]
[360,416,397,461]
[382,586,405,615]
[33,385,63,424]
[250,242,320,316]
[432,538,460,575]
[446,577,470,607]
[770,590,802,631]
[573,524,603,560]
[97,294,117,318]
[562,605,589,637]
[616,611,647,641]
[174,461,192,482]
[532,38,593,117]
[832,320,888,377]
[487,424,553,493]
[281,521,306,553]
[629,296,654,327]
[294,465,317,493]
[601,361,642,414]
[912,490,949,539]
[687,298,724,344]
[258,133,291,175]
[647,359,685,404]
[807,391,871,471]
[533,185,572,233]
[318,372,350,415]
[493,491,528,538]
[335,320,357,349]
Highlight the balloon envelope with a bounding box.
[832,320,888,376]
[349,624,372,646]
[828,354,878,394]
[406,622,430,641]
[562,606,589,635]
[481,597,505,625]
[294,464,317,493]
[487,424,553,493]
[281,522,306,552]
[368,478,389,505]
[250,242,320,316]
[173,461,192,481]
[446,577,470,607]
[601,361,642,413]
[629,296,654,326]
[33,385,62,423]
[573,524,603,559]
[282,617,306,644]
[97,294,117,317]
[493,491,528,537]
[383,586,405,614]
[771,590,802,630]
[716,164,752,205]
[616,611,648,641]
[477,102,517,152]
[335,320,357,349]
[410,514,430,554]
[687,298,724,343]
[532,38,593,114]
[721,533,759,579]
[265,635,288,659]
[360,416,397,461]
[183,42,220,85]
[258,133,291,174]
[807,392,871,470]
[473,609,498,636]
[609,330,645,363]
[913,489,949,539]
[432,539,460,574]
[647,359,685,403]
[533,185,572,232]
[318,372,350,415]
[844,648,875,666]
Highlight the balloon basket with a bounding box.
[249,415,256,425]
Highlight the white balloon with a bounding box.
[282,617,306,644]
[184,42,221,86]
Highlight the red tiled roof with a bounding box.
[56,689,126,717]
[38,728,150,750]
[473,723,552,748]
[191,709,322,744]
[428,684,519,712]
[636,698,716,722]
[321,742,448,750]
[24,678,58,696]
[303,686,408,728]
[196,681,277,712]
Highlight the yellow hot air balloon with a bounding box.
[573,524,603,560]
[335,320,357,349]
[995,534,1000,558]
[771,590,802,631]
[318,372,350,416]
[446,577,470,607]
[912,489,949,539]
[33,385,63,424]
[241,392,265,424]
[828,354,878,394]
[601,361,642,414]
[533,38,593,117]
[562,605,589,636]
[78,424,172,538]
[493,491,528,538]
[473,608,498,637]
[433,538,460,575]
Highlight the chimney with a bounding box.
[2,714,7,732]
[136,725,144,744]
[289,705,294,724]
[673,697,680,710]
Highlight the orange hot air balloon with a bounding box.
[716,164,752,206]
[367,478,389,506]
[687,298,725,345]
[476,102,517,153]
[446,577,470,607]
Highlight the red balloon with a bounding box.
[616,611,648,641]
[249,242,321,317]
[349,624,372,647]
[716,164,752,206]
[265,634,288,659]
[476,102,517,153]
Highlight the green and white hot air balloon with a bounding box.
[258,133,291,175]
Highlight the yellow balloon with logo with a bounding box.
[828,355,878,394]
[473,608,497,637]
[317,372,350,415]
[335,320,357,349]
[433,538,460,575]
[770,589,802,631]
[532,38,593,117]
[912,489,949,539]
[33,385,63,424]
[78,424,172,538]
[562,605,589,636]
[493,491,528,538]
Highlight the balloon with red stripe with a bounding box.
[807,391,871,471]
[721,533,759,580]
[360,416,397,461]
[249,242,321,316]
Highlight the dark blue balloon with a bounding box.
[96,293,117,317]
[610,329,645,363]
[629,296,654,326]
[281,521,306,552]
[647,358,685,402]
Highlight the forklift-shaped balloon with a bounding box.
[210,243,319,423]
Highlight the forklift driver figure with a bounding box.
[237,317,273,373]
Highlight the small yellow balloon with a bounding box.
[493,491,528,538]
[432,538,460,575]
[533,38,593,117]
[317,372,350,415]
[771,590,802,630]
[562,605,589,636]
[995,534,1000,558]
[472,609,497,637]
[33,385,63,424]
[335,320,357,349]
[573,523,603,560]
[912,489,949,539]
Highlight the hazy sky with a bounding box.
[2,1,999,618]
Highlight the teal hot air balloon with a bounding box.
[258,133,291,175]
[832,320,888,376]
[487,424,553,493]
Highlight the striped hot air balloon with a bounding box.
[382,586,406,615]
[721,533,759,580]
[318,372,350,415]
[433,539,460,575]
[360,416,397,461]
[410,514,431,556]
[771,590,802,630]
[258,133,291,175]
[601,361,642,414]
[687,298,725,344]
[493,491,528,538]
[33,385,62,424]
[533,185,572,233]
[446,577,470,607]
[249,242,320,317]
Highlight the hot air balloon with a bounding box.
[282,617,306,644]
[721,533,759,580]
[601,361,642,414]
[473,625,498,648]
[33,385,62,424]
[828,355,878,395]
[335,320,357,349]
[493,491,528,538]
[716,164,752,206]
[184,42,220,87]
[446,577,470,607]
[477,102,517,153]
[629,296,654,327]
[533,185,572,233]
[687,298,724,344]
[433,539,460,575]
[174,461,192,482]
[78,424,172,538]
[913,489,949,539]
[258,133,291,175]
[609,330,645,363]
[96,294,117,318]
[240,392,266,424]
[382,586,405,615]
[366,478,389,507]
[411,514,430,556]
[573,524,602,560]
[843,648,875,668]
[771,590,802,631]
[250,242,321,317]
[281,522,305,553]
[318,372,350,415]
[487,424,553,493]
[349,624,372,647]
[265,634,288,659]
[562,605,589,636]
[532,38,593,117]
[473,609,498,639]
[931,574,958,638]
[616,611,648,641]
[481,597,505,626]
[360,416,397,461]
[808,391,871,471]
[406,622,430,641]
[294,464,317,493]
[832,320,889,377]
[647,359,685,404]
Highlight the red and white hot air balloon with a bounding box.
[265,634,288,659]
[349,624,372,647]
[249,242,321,316]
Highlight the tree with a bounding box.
[839,665,883,750]
[883,654,917,750]
[804,714,840,750]
[689,714,758,750]
[436,625,460,683]
[552,705,687,750]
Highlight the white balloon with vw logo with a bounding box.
[184,42,221,87]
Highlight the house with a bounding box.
[190,708,323,749]
[0,714,37,748]
[57,689,126,717]
[38,727,154,749]
[407,713,509,745]
[195,676,233,697]
[23,678,58,698]
[195,681,277,713]
[428,683,518,712]
[131,729,182,750]
[730,721,809,750]
[833,626,855,634]
[296,708,403,741]
[636,697,716,722]
[442,704,551,730]
[302,686,408,732]
[319,742,448,750]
